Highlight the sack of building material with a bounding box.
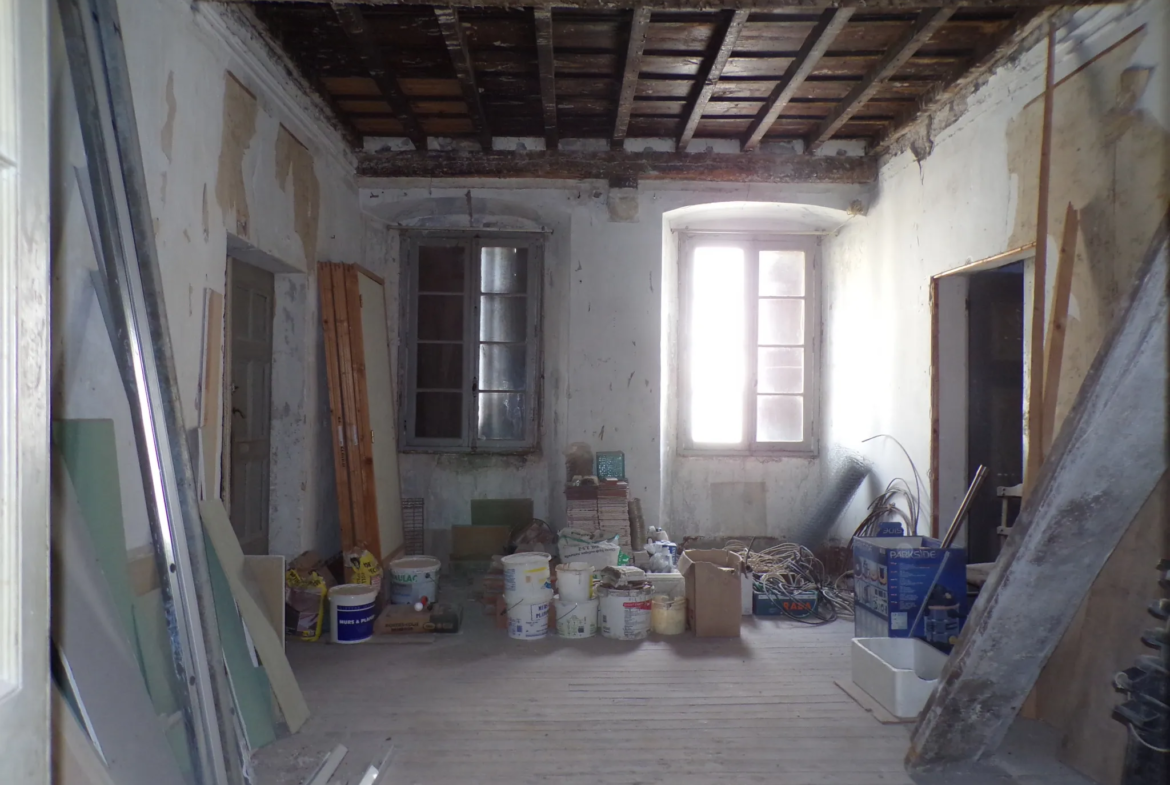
[285,551,336,642]
[557,528,622,570]
[343,546,383,596]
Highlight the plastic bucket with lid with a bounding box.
[329,584,379,644]
[555,562,594,602]
[389,556,440,606]
[598,585,653,641]
[554,596,598,639]
[651,595,687,635]
[507,597,550,640]
[502,552,552,602]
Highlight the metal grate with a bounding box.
[402,498,425,556]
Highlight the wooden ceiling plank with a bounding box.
[807,7,954,153]
[534,8,559,149]
[677,9,749,149]
[331,4,426,148]
[434,7,494,150]
[237,1,1096,11]
[872,7,1052,155]
[357,148,876,183]
[741,7,853,152]
[613,7,652,149]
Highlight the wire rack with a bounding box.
[401,498,425,556]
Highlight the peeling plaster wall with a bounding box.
[820,2,1168,781]
[50,0,384,558]
[361,184,864,547]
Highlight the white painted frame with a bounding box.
[0,0,51,779]
[677,231,820,457]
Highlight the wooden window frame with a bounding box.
[678,232,820,457]
[400,230,543,454]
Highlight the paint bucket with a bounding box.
[329,584,378,644]
[507,597,550,641]
[598,585,653,641]
[651,595,687,635]
[389,556,440,606]
[555,562,594,602]
[554,596,599,639]
[502,552,552,602]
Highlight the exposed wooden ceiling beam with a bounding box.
[356,149,876,184]
[807,7,954,153]
[331,4,426,149]
[872,7,1054,157]
[227,1,1093,10]
[741,7,853,153]
[677,9,749,151]
[533,8,558,151]
[434,7,493,151]
[613,7,652,150]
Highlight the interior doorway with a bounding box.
[931,246,1033,562]
[225,257,275,555]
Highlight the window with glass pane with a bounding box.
[682,236,815,454]
[404,235,541,451]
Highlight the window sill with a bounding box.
[677,448,818,460]
[399,447,541,458]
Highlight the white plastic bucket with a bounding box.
[502,552,552,601]
[329,584,379,644]
[651,595,687,635]
[555,562,594,602]
[389,556,440,606]
[507,598,550,640]
[554,596,598,639]
[598,585,653,641]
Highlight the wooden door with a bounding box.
[228,260,274,555]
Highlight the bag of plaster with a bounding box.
[557,528,625,570]
[285,551,335,642]
[343,546,384,598]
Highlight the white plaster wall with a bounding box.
[820,1,1169,541]
[361,182,865,544]
[50,0,383,556]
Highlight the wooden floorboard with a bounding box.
[253,606,913,785]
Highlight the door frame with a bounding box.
[929,243,1036,539]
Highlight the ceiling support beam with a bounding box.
[872,7,1053,156]
[222,1,1098,11]
[741,7,853,152]
[356,149,876,184]
[807,7,954,153]
[331,4,426,149]
[613,7,651,150]
[434,7,493,151]
[677,9,749,150]
[533,8,558,150]
[907,211,1169,775]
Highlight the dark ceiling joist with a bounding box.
[330,4,426,149]
[677,9,749,150]
[741,7,853,153]
[533,8,558,151]
[434,7,493,151]
[613,7,652,150]
[356,149,876,184]
[872,7,1054,156]
[807,7,955,153]
[234,1,1089,10]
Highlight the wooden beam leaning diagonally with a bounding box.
[434,7,493,151]
[330,263,372,551]
[533,8,558,150]
[340,264,382,558]
[678,9,749,150]
[807,7,954,154]
[332,3,426,149]
[1040,202,1079,451]
[906,210,1170,775]
[741,7,853,152]
[318,263,358,552]
[613,7,652,150]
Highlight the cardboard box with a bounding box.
[852,536,967,648]
[677,549,742,637]
[373,602,462,635]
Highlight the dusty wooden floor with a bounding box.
[253,604,916,785]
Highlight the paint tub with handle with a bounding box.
[507,597,550,640]
[330,584,379,644]
[389,556,440,606]
[555,562,594,602]
[554,596,598,639]
[598,585,652,641]
[502,552,553,603]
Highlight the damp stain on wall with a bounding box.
[216,72,257,239]
[275,124,320,266]
[160,71,176,163]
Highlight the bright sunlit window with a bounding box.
[680,234,817,454]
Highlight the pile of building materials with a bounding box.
[597,480,631,549]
